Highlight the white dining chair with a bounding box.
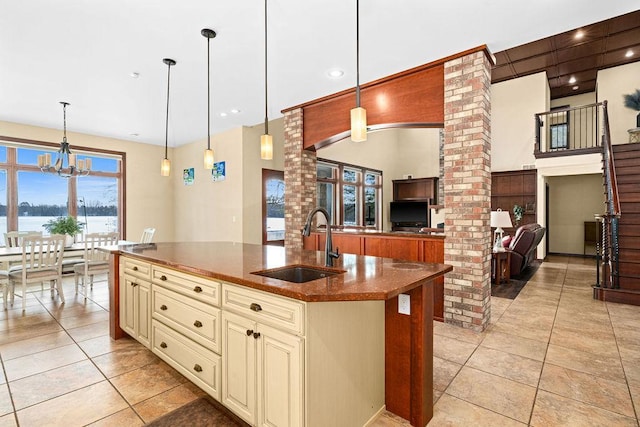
[8,234,66,311]
[140,227,155,243]
[3,230,42,248]
[0,270,8,310]
[73,232,119,299]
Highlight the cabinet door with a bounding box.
[120,275,137,337]
[257,324,304,427]
[137,281,151,347]
[222,311,257,425]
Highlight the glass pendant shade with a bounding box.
[350,106,367,142]
[204,147,214,169]
[260,133,273,160]
[161,158,171,177]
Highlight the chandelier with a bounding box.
[38,102,91,178]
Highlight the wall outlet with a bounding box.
[398,294,410,315]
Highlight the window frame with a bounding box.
[0,136,126,238]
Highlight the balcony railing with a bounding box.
[534,102,605,157]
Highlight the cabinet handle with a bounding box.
[194,320,203,328]
[193,286,203,293]
[131,282,138,287]
[246,329,254,336]
[193,364,203,373]
[253,332,261,339]
[160,304,167,311]
[132,266,138,271]
[160,275,167,281]
[250,303,262,312]
[160,342,167,349]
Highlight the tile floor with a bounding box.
[0,255,638,426]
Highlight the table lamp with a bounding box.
[491,208,513,252]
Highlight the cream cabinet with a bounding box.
[119,258,151,348]
[222,309,303,427]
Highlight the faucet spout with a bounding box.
[302,207,340,267]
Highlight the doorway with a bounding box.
[262,169,285,246]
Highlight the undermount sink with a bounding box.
[252,265,345,283]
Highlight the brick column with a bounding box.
[442,51,492,331]
[284,108,317,250]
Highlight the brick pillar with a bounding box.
[442,51,492,332]
[284,108,317,250]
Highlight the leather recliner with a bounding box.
[507,223,546,277]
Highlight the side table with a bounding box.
[492,250,511,285]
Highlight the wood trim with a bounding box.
[109,251,125,339]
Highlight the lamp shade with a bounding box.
[261,133,273,160]
[350,106,367,142]
[490,209,513,229]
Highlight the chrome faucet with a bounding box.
[301,207,340,267]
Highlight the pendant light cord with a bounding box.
[164,61,172,159]
[264,0,269,135]
[207,35,211,150]
[356,0,361,108]
[61,102,68,143]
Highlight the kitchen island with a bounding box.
[107,242,451,427]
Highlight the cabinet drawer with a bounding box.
[152,265,220,307]
[152,320,221,401]
[222,284,305,335]
[121,257,151,279]
[152,284,221,354]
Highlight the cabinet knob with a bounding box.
[246,329,254,336]
[131,282,138,287]
[132,266,138,271]
[160,342,167,349]
[193,320,203,328]
[250,303,262,312]
[160,275,167,281]
[193,364,203,373]
[253,332,261,339]
[160,304,168,311]
[193,286,203,293]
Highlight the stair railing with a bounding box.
[599,100,621,289]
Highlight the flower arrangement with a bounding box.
[513,204,524,225]
[623,89,640,128]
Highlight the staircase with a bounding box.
[594,142,640,305]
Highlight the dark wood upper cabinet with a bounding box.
[393,177,438,202]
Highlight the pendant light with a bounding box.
[350,0,367,142]
[38,102,91,178]
[161,58,176,177]
[202,28,217,170]
[260,0,273,160]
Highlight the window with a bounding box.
[262,169,285,246]
[316,159,382,229]
[549,106,570,150]
[0,139,124,245]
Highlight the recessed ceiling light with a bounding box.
[568,76,577,84]
[230,109,241,114]
[572,86,579,91]
[575,30,584,40]
[130,72,140,79]
[129,133,139,137]
[326,68,345,79]
[625,50,634,58]
[220,112,228,117]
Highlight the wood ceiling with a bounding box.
[492,10,640,99]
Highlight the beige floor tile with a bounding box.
[0,330,73,361]
[0,312,56,332]
[0,385,12,417]
[0,304,47,321]
[489,320,551,343]
[549,324,619,358]
[433,334,478,365]
[65,319,109,342]
[47,301,106,320]
[10,360,105,410]
[110,360,187,405]
[545,344,626,384]
[92,346,159,378]
[0,414,17,427]
[434,321,485,345]
[466,346,543,387]
[429,393,526,426]
[539,364,635,418]
[433,356,462,392]
[77,334,142,358]
[630,385,640,420]
[87,408,144,427]
[370,410,411,427]
[0,321,63,346]
[607,302,640,320]
[15,381,128,427]
[4,343,87,382]
[133,382,206,422]
[57,310,110,329]
[446,366,537,423]
[0,370,4,386]
[433,389,443,404]
[480,330,547,361]
[530,389,637,427]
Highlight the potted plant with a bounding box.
[623,89,640,128]
[43,216,84,246]
[513,204,524,226]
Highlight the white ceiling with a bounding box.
[1,0,639,147]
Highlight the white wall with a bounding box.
[491,72,549,171]
[0,120,175,243]
[597,61,640,144]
